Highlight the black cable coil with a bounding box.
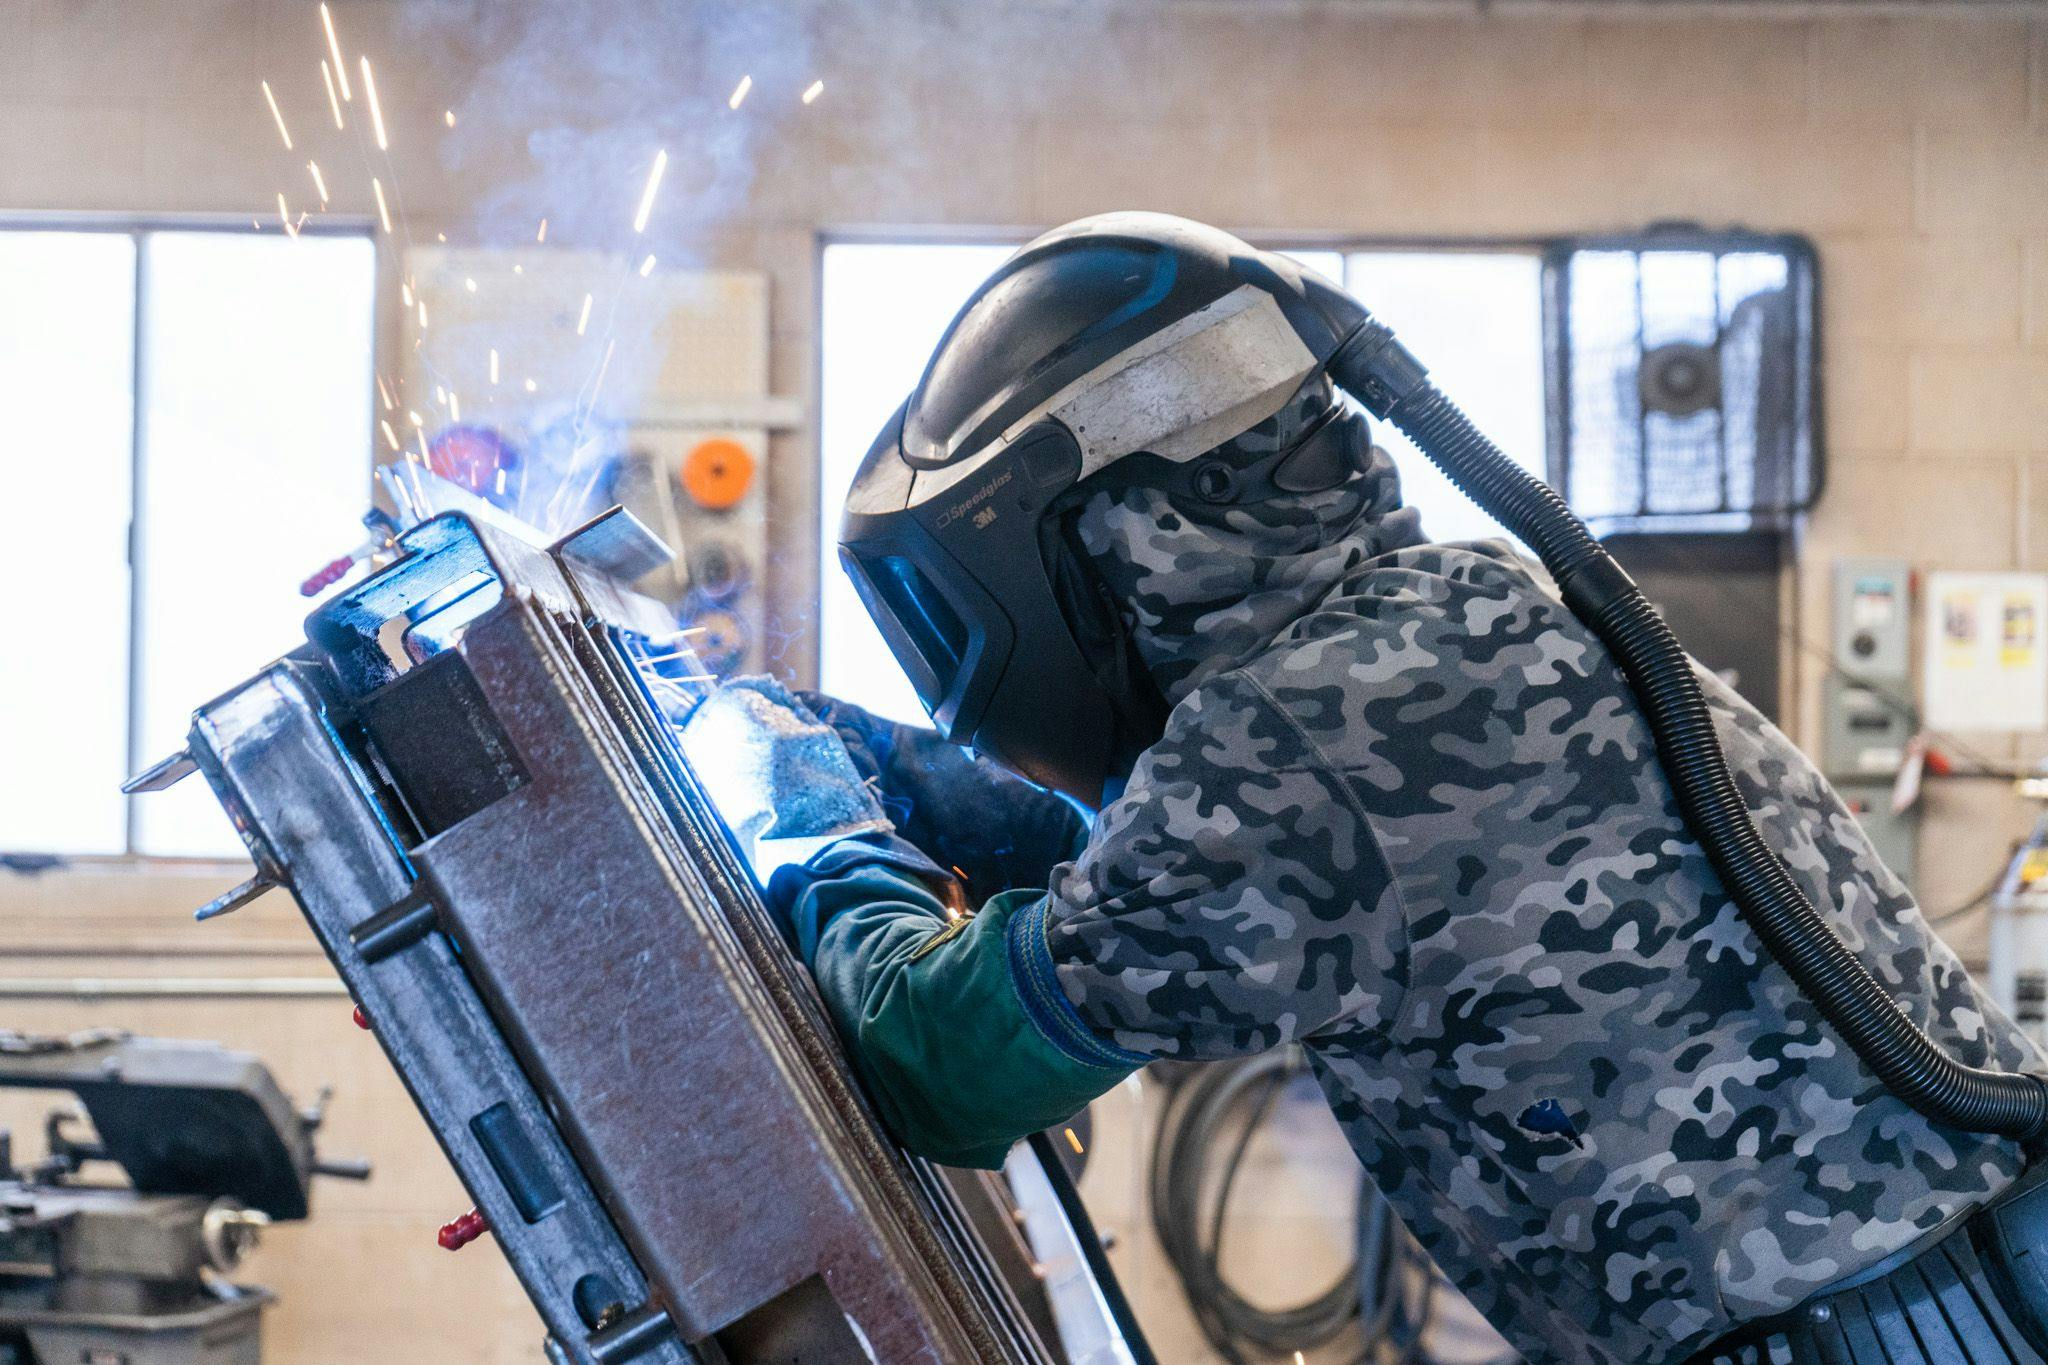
[1330,318,2048,1144]
[1150,1051,1432,1364]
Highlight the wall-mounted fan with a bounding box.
[1543,225,1821,534]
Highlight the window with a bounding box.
[817,240,1545,721]
[0,226,377,860]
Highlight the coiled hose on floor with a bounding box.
[1327,318,2048,1145]
[1150,1051,1431,1364]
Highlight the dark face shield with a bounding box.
[836,214,1375,807]
[841,419,1123,804]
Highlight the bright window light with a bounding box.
[133,231,377,857]
[0,234,137,856]
[1343,252,1546,545]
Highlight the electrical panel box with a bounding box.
[1831,557,1912,678]
[1821,558,1917,887]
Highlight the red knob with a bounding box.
[352,1004,371,1031]
[300,556,354,597]
[437,1208,489,1250]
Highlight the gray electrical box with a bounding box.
[1822,558,1917,887]
[1831,557,1912,677]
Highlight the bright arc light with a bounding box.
[728,74,752,110]
[359,57,389,151]
[260,80,293,150]
[633,149,668,234]
[321,4,352,99]
[802,79,824,105]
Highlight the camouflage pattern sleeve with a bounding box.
[1040,669,1406,1059]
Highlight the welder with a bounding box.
[681,214,2048,1364]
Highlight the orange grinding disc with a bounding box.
[680,437,755,511]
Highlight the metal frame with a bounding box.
[142,508,1109,1363]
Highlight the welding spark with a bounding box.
[308,160,329,205]
[371,177,393,234]
[536,217,548,243]
[320,60,345,129]
[728,74,752,110]
[802,79,824,104]
[260,80,293,150]
[417,298,427,328]
[464,277,477,293]
[434,384,446,406]
[321,5,351,99]
[277,192,297,238]
[376,375,395,410]
[359,57,388,151]
[576,292,592,336]
[408,410,423,428]
[524,378,537,393]
[638,254,656,277]
[494,468,507,496]
[444,109,456,128]
[633,149,668,234]
[379,419,401,451]
[1063,1126,1085,1156]
[400,281,413,306]
[488,348,499,385]
[449,392,461,422]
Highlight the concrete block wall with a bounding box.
[5,1,2046,1359]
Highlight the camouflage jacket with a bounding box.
[1032,448,2041,1363]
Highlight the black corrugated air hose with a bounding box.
[1327,319,2048,1145]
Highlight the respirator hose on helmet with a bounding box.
[1328,318,2048,1145]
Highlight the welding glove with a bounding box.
[766,847,1138,1170]
[677,676,892,879]
[795,691,1090,902]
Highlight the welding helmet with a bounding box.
[838,213,1374,807]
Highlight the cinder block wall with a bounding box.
[5,2,2045,1360]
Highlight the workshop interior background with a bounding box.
[3,1,2047,1361]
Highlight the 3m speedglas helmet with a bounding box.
[839,213,1376,807]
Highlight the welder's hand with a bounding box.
[796,691,1089,901]
[677,676,891,878]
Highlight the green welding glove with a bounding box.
[767,837,1144,1169]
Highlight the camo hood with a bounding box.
[1070,393,1426,706]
